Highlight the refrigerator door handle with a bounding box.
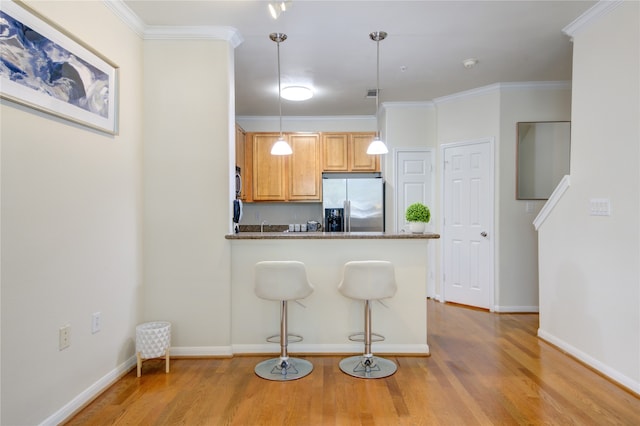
[344,200,350,232]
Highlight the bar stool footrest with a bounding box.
[266,333,303,344]
[347,332,385,343]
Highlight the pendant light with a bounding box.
[269,32,293,155]
[367,31,389,155]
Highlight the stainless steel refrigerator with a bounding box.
[322,172,385,232]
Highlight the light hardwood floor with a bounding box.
[65,300,640,425]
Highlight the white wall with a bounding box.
[538,1,639,392]
[236,115,376,133]
[382,103,437,231]
[142,39,234,352]
[0,1,143,424]
[498,85,571,310]
[435,88,501,303]
[433,83,572,310]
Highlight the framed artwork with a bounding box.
[0,0,119,134]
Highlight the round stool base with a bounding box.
[339,355,397,379]
[255,357,313,381]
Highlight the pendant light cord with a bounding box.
[277,39,283,139]
[370,31,386,140]
[375,36,380,139]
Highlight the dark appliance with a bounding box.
[325,208,344,232]
[233,199,242,233]
[235,166,242,199]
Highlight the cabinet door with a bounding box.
[252,134,287,201]
[289,134,321,201]
[350,133,380,172]
[322,133,349,171]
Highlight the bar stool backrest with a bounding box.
[255,261,314,301]
[339,260,397,301]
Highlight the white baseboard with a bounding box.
[538,329,640,395]
[40,355,137,426]
[231,343,430,355]
[170,345,234,357]
[493,305,539,313]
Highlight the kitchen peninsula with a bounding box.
[226,231,439,355]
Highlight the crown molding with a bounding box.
[103,0,146,37]
[434,81,571,104]
[381,101,436,110]
[563,0,624,39]
[103,0,243,47]
[237,115,375,122]
[144,25,243,47]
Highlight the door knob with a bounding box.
[480,231,488,237]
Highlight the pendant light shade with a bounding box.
[367,31,389,155]
[366,136,388,155]
[271,137,293,155]
[270,32,292,156]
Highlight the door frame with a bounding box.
[393,147,436,297]
[440,138,496,310]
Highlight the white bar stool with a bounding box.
[254,261,314,381]
[338,260,398,379]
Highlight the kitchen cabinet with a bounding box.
[321,132,380,172]
[247,133,321,202]
[251,133,287,201]
[288,133,321,201]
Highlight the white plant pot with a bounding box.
[136,321,171,359]
[409,222,426,234]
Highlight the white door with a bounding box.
[395,149,433,232]
[442,139,494,309]
[395,148,435,296]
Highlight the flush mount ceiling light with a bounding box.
[463,58,479,69]
[268,1,292,20]
[281,86,313,101]
[367,31,389,155]
[269,32,293,156]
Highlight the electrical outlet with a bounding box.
[91,312,101,334]
[59,325,70,350]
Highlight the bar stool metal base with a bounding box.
[339,355,397,379]
[255,357,313,381]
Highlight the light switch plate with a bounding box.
[589,198,611,216]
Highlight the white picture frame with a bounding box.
[0,0,119,134]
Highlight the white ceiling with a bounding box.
[123,0,596,117]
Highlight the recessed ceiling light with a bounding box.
[463,58,479,69]
[281,86,313,101]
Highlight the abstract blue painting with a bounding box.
[0,1,118,134]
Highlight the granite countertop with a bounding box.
[225,231,440,240]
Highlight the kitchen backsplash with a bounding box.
[240,202,323,226]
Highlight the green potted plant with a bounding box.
[405,202,431,234]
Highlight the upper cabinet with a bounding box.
[251,133,287,201]
[321,132,379,172]
[288,134,321,201]
[244,131,377,203]
[246,133,321,202]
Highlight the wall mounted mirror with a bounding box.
[517,121,571,200]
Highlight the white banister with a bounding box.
[533,175,571,230]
